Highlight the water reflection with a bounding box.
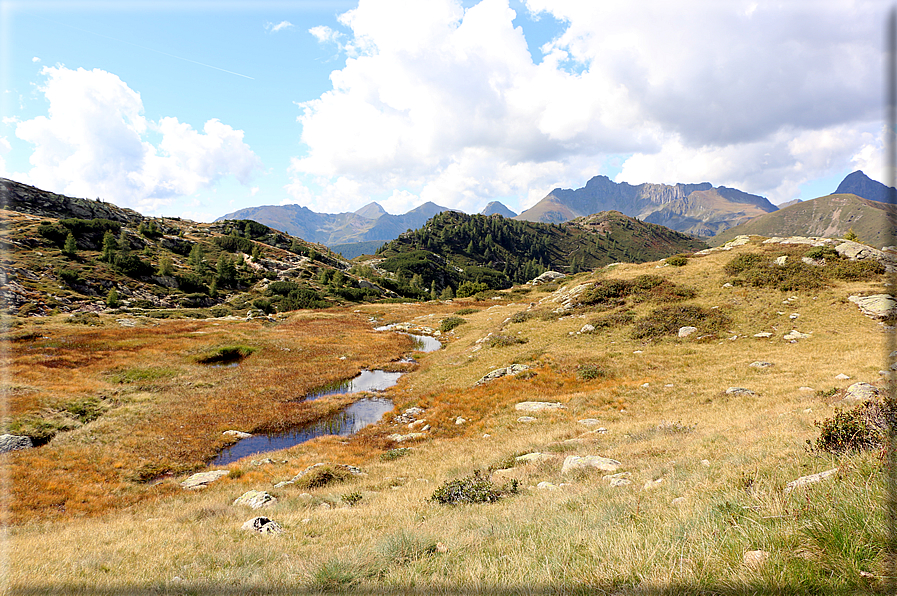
[210,398,394,466]
[306,370,403,401]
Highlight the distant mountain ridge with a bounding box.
[480,201,517,218]
[216,201,453,247]
[515,175,777,237]
[834,170,895,203]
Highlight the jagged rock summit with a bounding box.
[515,175,776,237]
[480,201,517,218]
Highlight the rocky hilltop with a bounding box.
[516,175,777,237]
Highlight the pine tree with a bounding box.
[106,288,120,308]
[101,231,118,262]
[62,233,77,257]
[157,255,174,277]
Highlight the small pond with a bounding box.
[210,397,395,466]
[306,369,404,401]
[373,325,442,353]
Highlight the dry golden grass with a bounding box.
[4,238,893,593]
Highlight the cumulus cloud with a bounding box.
[31,57,40,63]
[309,25,342,44]
[290,0,887,212]
[14,65,262,212]
[266,20,294,33]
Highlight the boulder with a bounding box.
[223,430,252,439]
[516,416,537,423]
[562,455,621,475]
[749,361,774,368]
[180,470,230,489]
[515,401,566,412]
[386,432,425,443]
[842,382,880,404]
[726,387,757,397]
[580,324,595,334]
[0,434,33,454]
[233,490,277,509]
[515,452,556,464]
[678,326,698,338]
[849,294,897,319]
[475,364,531,386]
[784,468,838,494]
[783,330,810,340]
[241,516,283,534]
[528,271,566,286]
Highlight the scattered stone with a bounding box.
[641,383,650,388]
[241,516,283,534]
[223,430,252,439]
[475,364,532,386]
[393,407,425,424]
[774,256,788,266]
[643,478,664,490]
[517,416,537,423]
[0,434,33,454]
[515,452,555,464]
[562,455,621,475]
[233,490,277,509]
[753,332,773,338]
[603,472,632,487]
[671,497,687,506]
[784,468,838,494]
[722,282,733,288]
[491,467,530,484]
[436,542,448,553]
[842,382,880,404]
[536,481,559,490]
[749,361,774,368]
[700,459,711,467]
[799,387,814,392]
[578,418,602,426]
[580,324,595,334]
[528,271,567,285]
[789,313,799,320]
[386,432,426,443]
[783,330,810,340]
[515,401,566,413]
[849,294,896,319]
[835,373,851,380]
[454,416,466,425]
[678,326,698,338]
[726,387,757,397]
[743,550,769,569]
[180,470,229,490]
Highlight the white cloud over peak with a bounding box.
[266,20,294,33]
[290,0,887,212]
[14,66,262,212]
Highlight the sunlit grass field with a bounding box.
[3,239,893,594]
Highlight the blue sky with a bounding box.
[0,0,890,222]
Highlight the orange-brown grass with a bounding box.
[4,310,413,523]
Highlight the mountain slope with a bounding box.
[709,193,897,247]
[369,210,707,292]
[480,201,517,218]
[516,175,777,237]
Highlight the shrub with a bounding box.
[57,268,81,286]
[106,288,121,308]
[341,491,363,507]
[456,281,489,298]
[485,333,527,348]
[828,259,885,281]
[805,246,839,260]
[439,316,465,332]
[578,364,611,380]
[631,305,731,339]
[293,464,352,489]
[810,400,896,454]
[252,298,274,314]
[666,254,688,267]
[310,559,358,592]
[278,287,328,311]
[430,470,505,504]
[590,310,636,329]
[380,447,411,461]
[723,253,766,276]
[454,308,479,315]
[510,311,534,323]
[213,235,253,254]
[267,280,300,296]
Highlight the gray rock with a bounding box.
[180,470,230,489]
[515,401,566,412]
[241,516,283,534]
[536,481,559,490]
[233,490,277,509]
[580,324,595,334]
[783,330,810,340]
[749,361,774,368]
[528,271,567,285]
[849,294,896,319]
[475,364,531,386]
[562,455,621,474]
[726,387,757,397]
[386,432,425,442]
[753,332,773,338]
[784,468,838,494]
[516,416,537,423]
[842,382,880,404]
[515,452,556,464]
[678,326,698,338]
[577,418,602,426]
[0,434,33,454]
[774,256,788,266]
[223,430,252,439]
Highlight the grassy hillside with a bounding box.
[369,210,707,296]
[710,193,897,248]
[4,234,892,593]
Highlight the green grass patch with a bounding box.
[194,345,256,365]
[631,305,731,340]
[380,447,411,461]
[439,316,466,332]
[485,333,528,348]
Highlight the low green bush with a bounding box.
[578,364,612,380]
[380,447,411,461]
[454,308,479,315]
[430,469,511,504]
[666,254,689,267]
[439,316,466,332]
[293,464,352,489]
[485,333,527,348]
[810,400,896,453]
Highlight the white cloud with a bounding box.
[31,57,40,63]
[266,20,294,33]
[289,0,887,213]
[309,25,342,44]
[14,66,262,212]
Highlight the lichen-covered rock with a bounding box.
[0,434,33,454]
[223,430,252,439]
[784,468,838,494]
[233,490,277,509]
[475,364,531,386]
[726,387,757,397]
[241,516,283,534]
[562,455,621,474]
[180,470,230,489]
[528,271,566,285]
[678,326,697,338]
[849,294,896,319]
[515,401,566,412]
[841,382,879,404]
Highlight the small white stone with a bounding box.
[835,373,850,380]
[517,416,537,423]
[701,459,710,467]
[641,383,650,388]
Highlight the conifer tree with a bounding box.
[62,233,77,257]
